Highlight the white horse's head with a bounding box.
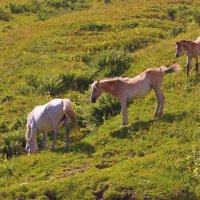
[25,113,38,155]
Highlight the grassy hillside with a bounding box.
[0,0,200,199]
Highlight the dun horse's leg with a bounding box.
[120,100,128,125]
[195,57,199,73]
[187,56,192,77]
[43,132,47,150]
[153,87,165,117]
[159,92,165,115]
[50,128,59,150]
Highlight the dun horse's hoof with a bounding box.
[50,146,55,151]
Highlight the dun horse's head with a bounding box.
[90,81,103,103]
[175,41,184,57]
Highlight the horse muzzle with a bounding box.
[91,97,96,103]
[176,53,180,58]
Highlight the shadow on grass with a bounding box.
[160,111,187,123]
[110,111,188,139]
[169,188,198,200]
[53,141,95,156]
[110,119,153,139]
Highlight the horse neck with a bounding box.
[100,79,121,97]
[182,41,195,53]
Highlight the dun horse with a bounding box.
[25,98,78,155]
[90,64,180,125]
[176,37,200,77]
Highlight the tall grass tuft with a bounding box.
[91,49,132,77]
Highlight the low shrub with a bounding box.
[167,7,177,21]
[9,0,89,19]
[0,131,25,158]
[0,8,11,21]
[124,36,155,52]
[80,22,112,32]
[192,9,200,25]
[169,26,186,37]
[26,73,92,95]
[0,95,14,104]
[121,21,139,29]
[0,121,9,133]
[88,95,121,126]
[91,49,132,77]
[9,3,30,14]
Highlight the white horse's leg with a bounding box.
[64,116,70,147]
[50,126,59,150]
[120,99,128,125]
[43,132,47,150]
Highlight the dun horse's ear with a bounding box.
[96,80,100,86]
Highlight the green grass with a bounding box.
[0,0,200,199]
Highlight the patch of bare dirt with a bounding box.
[56,163,90,179]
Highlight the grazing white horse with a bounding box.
[25,99,78,155]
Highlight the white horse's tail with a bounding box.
[63,99,79,130]
[25,111,34,142]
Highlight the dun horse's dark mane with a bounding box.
[103,77,129,81]
[181,40,192,43]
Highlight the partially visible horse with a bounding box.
[25,99,78,155]
[90,64,180,125]
[176,37,200,77]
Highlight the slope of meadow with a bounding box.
[0,0,200,199]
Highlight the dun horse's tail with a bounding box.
[161,64,181,74]
[63,99,79,130]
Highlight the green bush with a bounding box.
[0,8,11,21]
[80,22,112,31]
[169,26,186,37]
[37,75,65,95]
[46,0,71,9]
[9,3,30,14]
[0,121,9,133]
[0,95,14,104]
[26,73,92,95]
[192,9,200,25]
[124,36,156,52]
[167,8,177,21]
[0,131,25,158]
[121,21,139,29]
[89,95,121,126]
[91,49,132,77]
[9,0,89,18]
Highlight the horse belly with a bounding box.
[36,118,54,132]
[129,83,151,99]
